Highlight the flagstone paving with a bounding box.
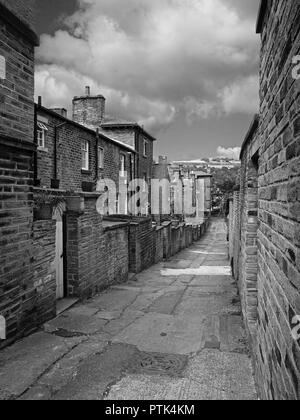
[0,218,257,400]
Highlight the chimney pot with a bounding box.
[85,86,90,96]
[38,96,42,106]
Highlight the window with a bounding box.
[120,154,126,177]
[98,146,104,169]
[81,140,89,171]
[37,121,48,149]
[143,140,148,157]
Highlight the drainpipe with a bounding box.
[96,128,99,180]
[34,102,39,186]
[53,122,67,189]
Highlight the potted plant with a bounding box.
[34,191,65,220]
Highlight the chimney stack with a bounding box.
[73,87,106,129]
[159,156,168,165]
[50,108,68,118]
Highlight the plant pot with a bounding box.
[51,179,60,189]
[34,204,53,221]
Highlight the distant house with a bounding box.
[35,102,135,197]
[72,87,156,185]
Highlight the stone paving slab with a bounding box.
[20,338,109,400]
[0,332,84,400]
[112,313,207,355]
[44,311,108,335]
[103,310,146,337]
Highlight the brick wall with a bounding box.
[0,5,37,142]
[103,128,136,150]
[102,126,155,182]
[66,195,129,299]
[109,215,209,274]
[237,120,260,338]
[0,0,35,30]
[0,0,38,347]
[229,191,241,281]
[0,141,34,347]
[255,0,300,400]
[136,130,154,182]
[228,1,300,400]
[31,220,57,329]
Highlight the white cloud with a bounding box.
[35,0,260,132]
[35,65,176,134]
[219,75,259,115]
[217,146,241,160]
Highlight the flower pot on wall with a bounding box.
[34,204,53,221]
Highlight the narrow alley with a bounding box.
[0,219,257,400]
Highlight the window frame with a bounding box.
[120,154,126,177]
[81,139,90,171]
[143,139,148,157]
[37,121,48,149]
[98,146,104,170]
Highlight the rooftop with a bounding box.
[36,104,136,153]
[102,117,157,142]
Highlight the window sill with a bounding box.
[38,147,48,153]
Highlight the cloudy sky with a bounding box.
[35,0,261,160]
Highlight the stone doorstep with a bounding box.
[56,298,79,316]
